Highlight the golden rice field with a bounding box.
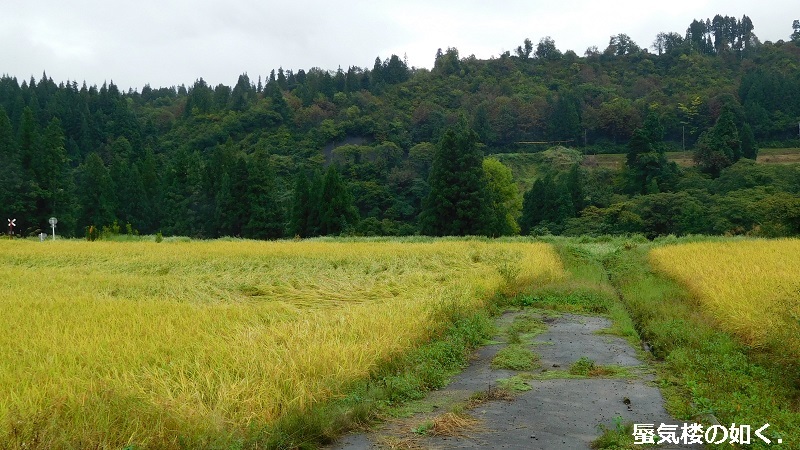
[649,239,800,357]
[0,239,562,448]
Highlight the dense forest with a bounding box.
[1,15,800,239]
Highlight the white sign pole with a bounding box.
[48,217,57,241]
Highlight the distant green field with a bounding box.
[492,148,800,192]
[489,147,582,191]
[584,148,800,169]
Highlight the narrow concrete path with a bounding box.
[329,311,698,449]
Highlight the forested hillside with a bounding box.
[1,15,799,239]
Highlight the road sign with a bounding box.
[7,218,14,239]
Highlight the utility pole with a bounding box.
[682,125,685,151]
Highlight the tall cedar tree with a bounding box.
[77,152,116,231]
[317,165,358,235]
[420,124,490,236]
[740,123,758,160]
[244,151,284,239]
[305,170,324,236]
[520,172,575,235]
[0,107,27,230]
[625,111,678,194]
[215,161,249,238]
[694,106,742,176]
[289,171,312,237]
[36,118,75,235]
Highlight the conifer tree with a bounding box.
[215,171,237,236]
[0,107,28,230]
[36,118,74,234]
[694,106,741,176]
[549,93,581,142]
[136,147,161,233]
[318,165,358,235]
[17,107,38,178]
[520,172,574,235]
[740,123,758,160]
[420,123,490,236]
[277,68,287,90]
[625,110,677,194]
[220,156,250,237]
[289,171,312,237]
[77,152,116,230]
[305,170,324,237]
[244,150,284,239]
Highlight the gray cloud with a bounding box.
[1,1,795,90]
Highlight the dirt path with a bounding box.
[329,310,699,449]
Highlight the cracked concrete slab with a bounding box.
[534,314,643,369]
[328,311,699,449]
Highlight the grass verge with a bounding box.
[508,237,640,346]
[603,239,799,446]
[591,416,643,449]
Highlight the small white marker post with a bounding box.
[48,217,57,241]
[7,218,15,238]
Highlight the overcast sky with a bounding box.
[1,1,796,91]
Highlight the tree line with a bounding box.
[1,14,799,239]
